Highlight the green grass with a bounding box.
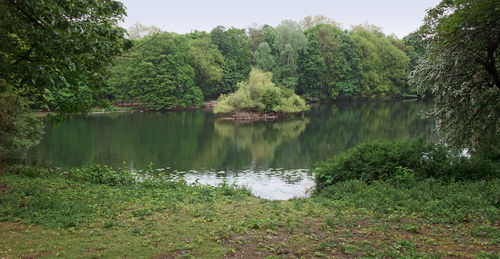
[0,165,498,258]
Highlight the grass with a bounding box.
[0,165,499,258]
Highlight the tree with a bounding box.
[273,20,306,89]
[307,24,362,99]
[210,26,252,95]
[300,15,341,30]
[410,0,500,148]
[0,92,44,160]
[186,32,225,99]
[0,0,131,115]
[403,31,427,95]
[109,33,204,110]
[247,23,266,53]
[128,22,161,40]
[351,25,409,98]
[297,32,326,101]
[0,0,130,160]
[254,42,275,72]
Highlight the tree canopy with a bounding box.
[0,0,131,115]
[411,0,500,148]
[0,0,130,160]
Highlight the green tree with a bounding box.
[210,26,252,95]
[403,31,427,95]
[307,24,361,99]
[410,0,500,148]
[297,32,326,101]
[351,25,409,98]
[0,92,44,161]
[254,42,275,72]
[247,23,266,53]
[0,0,131,115]
[272,20,307,89]
[110,33,203,110]
[0,0,130,160]
[186,32,225,99]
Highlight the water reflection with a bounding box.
[214,118,309,168]
[28,101,436,199]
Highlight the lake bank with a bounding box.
[0,165,498,258]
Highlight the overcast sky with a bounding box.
[119,0,441,38]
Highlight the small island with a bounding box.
[214,69,309,121]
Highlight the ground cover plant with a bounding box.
[0,163,498,258]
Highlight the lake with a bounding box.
[28,100,437,200]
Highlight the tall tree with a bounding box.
[110,33,203,110]
[272,20,306,89]
[410,0,500,148]
[210,26,252,95]
[254,42,275,72]
[351,25,409,98]
[297,32,326,101]
[186,32,225,99]
[247,23,266,53]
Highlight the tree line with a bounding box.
[107,18,425,109]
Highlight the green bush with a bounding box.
[314,140,498,190]
[214,68,308,114]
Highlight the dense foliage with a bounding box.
[109,18,428,107]
[109,33,203,110]
[214,69,308,114]
[0,0,130,160]
[315,140,499,190]
[410,0,500,148]
[0,0,131,115]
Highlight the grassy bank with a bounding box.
[0,165,498,258]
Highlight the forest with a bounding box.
[106,17,422,110]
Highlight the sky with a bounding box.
[118,0,441,38]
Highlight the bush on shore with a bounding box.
[314,140,499,190]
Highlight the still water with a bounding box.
[28,101,437,199]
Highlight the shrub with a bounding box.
[314,140,498,190]
[214,68,308,114]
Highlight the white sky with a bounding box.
[119,0,441,38]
